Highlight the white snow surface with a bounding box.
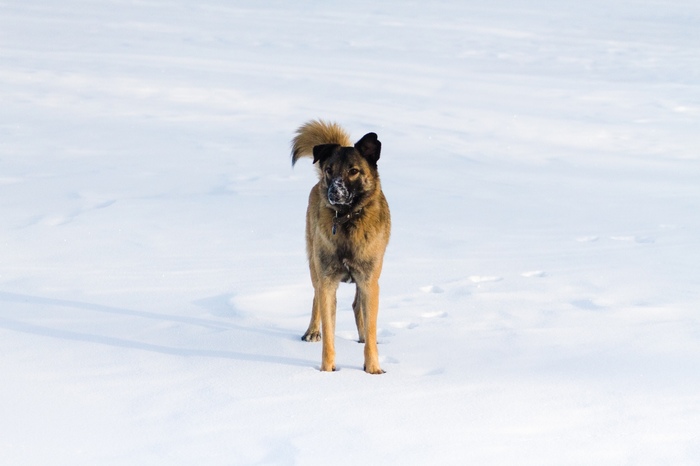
[2,1,700,464]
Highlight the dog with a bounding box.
[291,120,391,374]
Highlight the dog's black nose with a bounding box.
[328,178,352,205]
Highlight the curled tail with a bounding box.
[291,119,352,176]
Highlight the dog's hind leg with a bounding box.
[302,261,322,342]
[352,286,366,343]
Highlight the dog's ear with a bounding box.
[354,132,381,166]
[312,144,340,165]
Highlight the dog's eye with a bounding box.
[348,168,360,176]
[324,167,333,176]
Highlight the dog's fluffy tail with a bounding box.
[291,119,352,175]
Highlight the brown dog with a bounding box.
[291,120,391,374]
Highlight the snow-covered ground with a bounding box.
[2,0,699,464]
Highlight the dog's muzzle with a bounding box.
[328,178,353,206]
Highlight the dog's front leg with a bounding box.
[360,280,384,374]
[302,260,322,342]
[301,295,321,342]
[317,279,338,371]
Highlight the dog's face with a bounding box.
[312,132,381,209]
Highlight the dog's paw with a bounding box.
[301,331,321,342]
[320,363,337,372]
[363,364,385,375]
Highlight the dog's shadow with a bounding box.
[0,291,314,368]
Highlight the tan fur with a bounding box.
[291,120,391,374]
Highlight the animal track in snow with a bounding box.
[381,356,400,365]
[419,285,444,293]
[577,234,655,244]
[576,235,600,242]
[383,310,447,342]
[39,197,117,227]
[469,275,503,284]
[521,270,546,278]
[571,299,605,310]
[43,215,74,226]
[610,235,655,244]
[389,321,418,330]
[94,199,116,209]
[336,330,360,341]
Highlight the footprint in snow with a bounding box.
[43,214,75,226]
[571,299,605,310]
[577,234,654,244]
[389,321,418,330]
[385,311,447,338]
[419,285,444,293]
[469,275,502,284]
[521,270,546,278]
[610,235,655,244]
[336,330,359,341]
[381,356,400,365]
[576,235,599,242]
[94,199,116,209]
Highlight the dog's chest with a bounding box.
[335,244,359,283]
[319,241,373,284]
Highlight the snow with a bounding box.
[1,0,699,464]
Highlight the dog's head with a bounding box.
[312,132,381,209]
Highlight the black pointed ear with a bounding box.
[312,144,340,165]
[354,132,381,166]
